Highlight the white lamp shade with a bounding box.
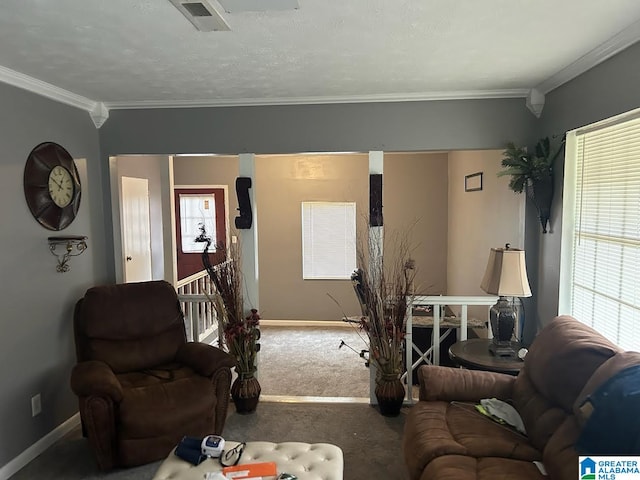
[480,247,532,297]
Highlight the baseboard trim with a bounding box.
[261,394,370,404]
[0,412,80,480]
[260,319,353,328]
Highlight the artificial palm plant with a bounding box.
[498,135,565,233]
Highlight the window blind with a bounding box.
[569,115,640,350]
[302,202,356,280]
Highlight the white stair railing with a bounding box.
[399,295,498,404]
[176,270,219,345]
[177,283,498,404]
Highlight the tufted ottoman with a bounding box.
[152,441,344,480]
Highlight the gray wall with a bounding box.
[536,41,640,329]
[0,83,106,467]
[99,99,537,155]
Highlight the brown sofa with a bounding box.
[403,315,640,480]
[70,280,236,470]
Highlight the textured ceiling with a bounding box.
[0,0,639,108]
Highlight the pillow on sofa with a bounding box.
[576,364,640,455]
[574,351,640,426]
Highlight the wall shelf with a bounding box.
[48,236,88,273]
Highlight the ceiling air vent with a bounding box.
[168,0,231,31]
[182,2,213,16]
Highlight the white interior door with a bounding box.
[121,176,153,283]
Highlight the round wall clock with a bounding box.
[23,142,82,231]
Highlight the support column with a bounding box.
[369,151,383,405]
[238,153,260,379]
[237,154,259,314]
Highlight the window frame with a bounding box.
[559,108,640,350]
[301,201,357,280]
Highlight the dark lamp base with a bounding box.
[489,341,517,358]
[489,296,517,359]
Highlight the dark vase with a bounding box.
[527,175,554,234]
[374,374,405,416]
[231,372,261,414]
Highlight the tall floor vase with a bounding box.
[231,371,261,414]
[374,373,405,416]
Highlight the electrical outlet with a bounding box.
[231,235,238,244]
[31,393,41,417]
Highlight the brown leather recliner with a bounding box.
[70,280,236,470]
[403,315,640,480]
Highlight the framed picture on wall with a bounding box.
[465,172,483,192]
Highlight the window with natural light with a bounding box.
[302,201,356,280]
[179,194,217,253]
[559,110,640,351]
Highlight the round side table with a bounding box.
[448,338,524,375]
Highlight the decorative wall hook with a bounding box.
[48,236,88,273]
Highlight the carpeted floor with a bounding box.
[9,325,411,479]
[258,325,371,398]
[9,402,409,480]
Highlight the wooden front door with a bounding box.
[174,188,226,281]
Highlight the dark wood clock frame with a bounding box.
[23,142,82,231]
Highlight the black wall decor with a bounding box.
[369,174,383,227]
[235,177,253,229]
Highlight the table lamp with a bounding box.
[480,244,531,357]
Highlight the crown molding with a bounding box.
[0,65,110,128]
[104,89,530,109]
[0,65,97,112]
[89,102,110,128]
[536,19,640,95]
[0,64,529,116]
[525,88,545,118]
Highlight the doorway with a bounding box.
[121,176,153,283]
